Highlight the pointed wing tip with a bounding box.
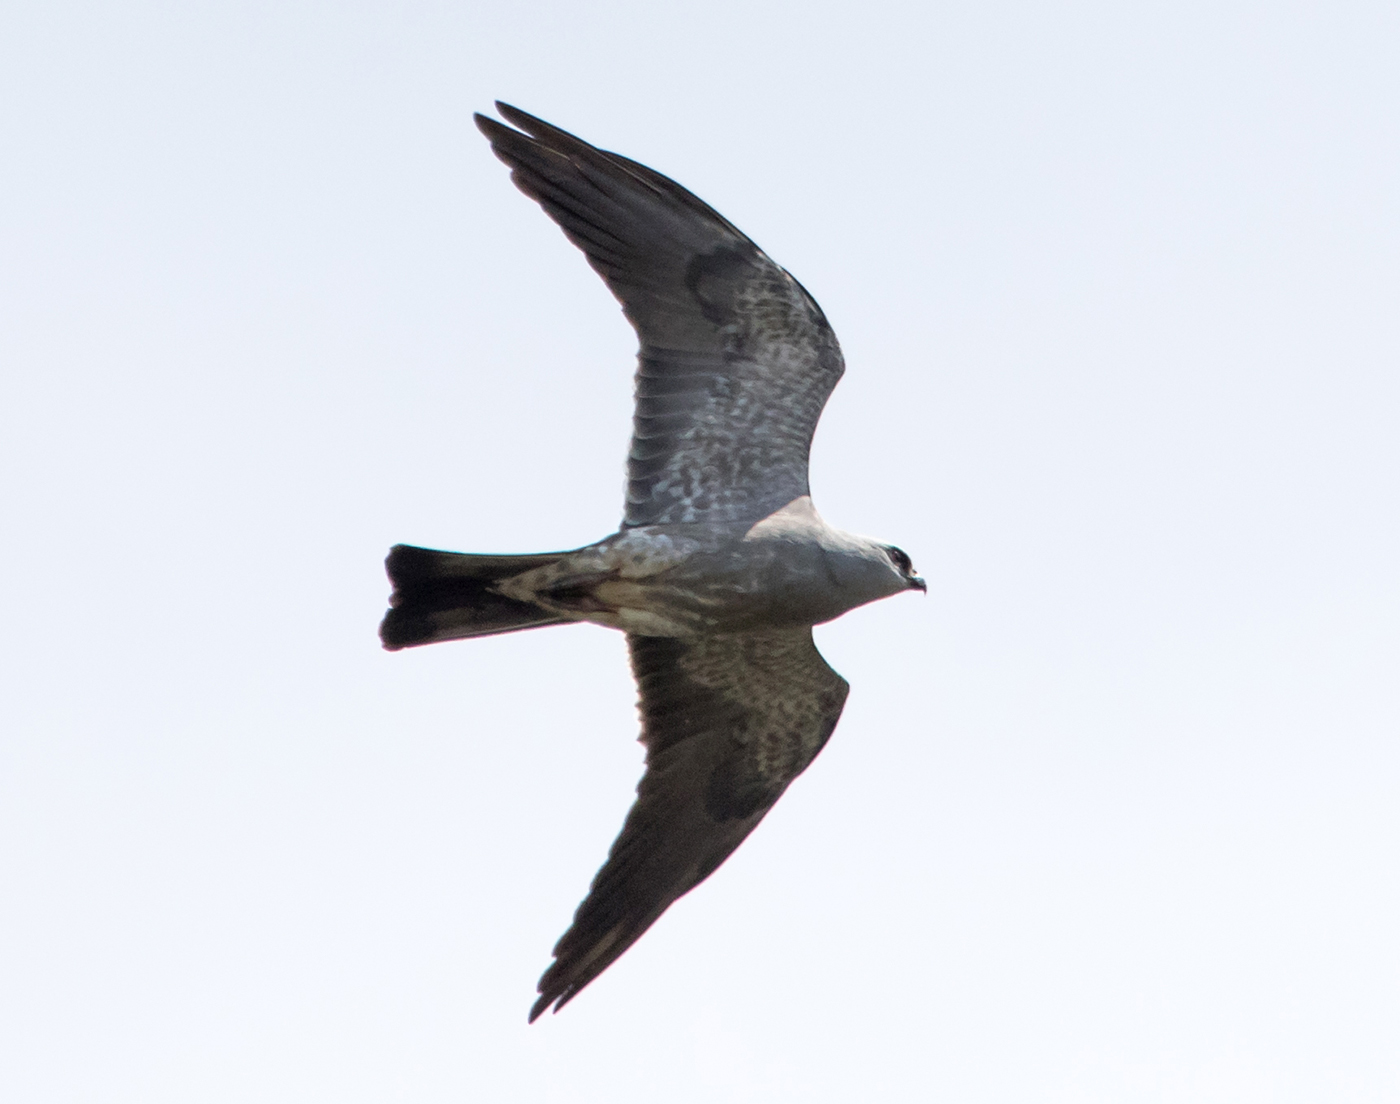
[529,985,576,1023]
[495,101,551,134]
[473,111,507,140]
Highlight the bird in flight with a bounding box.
[380,103,924,1022]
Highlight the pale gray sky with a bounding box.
[2,2,1398,1101]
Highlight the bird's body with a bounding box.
[493,496,911,637]
[380,104,922,1021]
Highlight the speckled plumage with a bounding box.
[380,105,923,1022]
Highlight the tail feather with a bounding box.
[379,544,571,651]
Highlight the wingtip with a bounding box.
[474,104,552,151]
[490,101,594,152]
[527,993,553,1024]
[494,101,538,131]
[473,111,506,141]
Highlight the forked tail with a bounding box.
[379,544,571,650]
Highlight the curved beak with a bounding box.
[909,575,927,593]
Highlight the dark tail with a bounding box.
[379,544,571,651]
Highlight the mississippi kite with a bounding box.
[380,103,924,1021]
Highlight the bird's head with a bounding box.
[884,545,926,593]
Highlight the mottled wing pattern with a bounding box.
[530,629,849,1021]
[476,104,846,527]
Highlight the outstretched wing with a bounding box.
[530,629,849,1021]
[476,104,846,528]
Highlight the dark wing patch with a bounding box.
[476,104,846,528]
[529,629,849,1021]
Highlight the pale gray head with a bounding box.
[883,544,927,593]
[805,535,926,622]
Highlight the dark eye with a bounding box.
[887,546,912,573]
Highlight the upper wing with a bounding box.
[529,629,849,1021]
[476,104,846,528]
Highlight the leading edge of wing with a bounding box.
[473,103,757,327]
[529,629,850,1022]
[488,102,753,243]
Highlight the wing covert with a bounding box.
[476,104,845,527]
[529,629,849,1021]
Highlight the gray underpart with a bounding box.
[492,496,918,637]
